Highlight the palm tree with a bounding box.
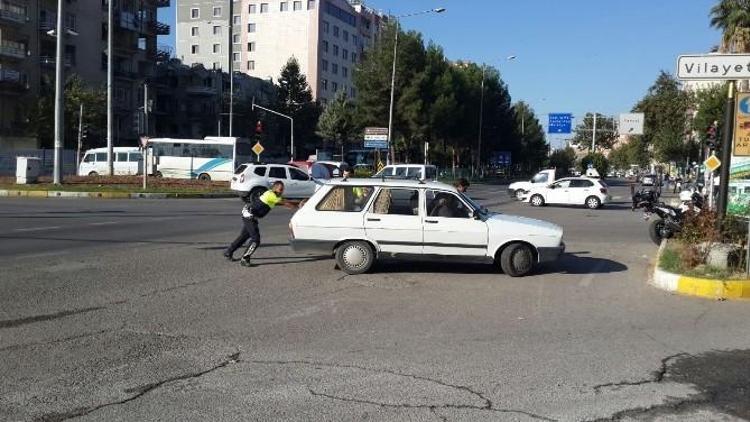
[710,0,750,53]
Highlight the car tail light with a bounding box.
[239,174,245,183]
[288,222,295,239]
[600,188,607,194]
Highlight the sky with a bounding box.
[158,0,723,147]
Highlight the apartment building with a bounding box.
[0,0,170,147]
[176,0,384,102]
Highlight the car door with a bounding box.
[267,166,288,189]
[569,179,594,204]
[545,180,571,204]
[423,190,488,257]
[287,167,313,198]
[364,187,423,255]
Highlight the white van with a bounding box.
[78,147,142,176]
[373,164,437,181]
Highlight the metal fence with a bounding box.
[0,149,77,176]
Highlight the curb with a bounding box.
[651,242,750,300]
[0,190,236,200]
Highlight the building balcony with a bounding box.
[40,55,73,67]
[38,20,77,35]
[155,0,170,8]
[0,69,28,91]
[0,44,27,59]
[0,8,29,25]
[185,86,217,96]
[150,20,169,35]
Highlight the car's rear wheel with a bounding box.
[515,190,526,201]
[335,241,375,275]
[155,171,163,178]
[530,194,545,207]
[586,196,602,209]
[88,171,98,176]
[499,243,535,277]
[198,173,211,181]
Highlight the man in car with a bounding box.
[454,178,470,194]
[224,181,299,267]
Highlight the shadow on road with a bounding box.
[0,235,288,249]
[537,253,628,275]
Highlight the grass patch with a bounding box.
[659,241,749,280]
[659,244,684,274]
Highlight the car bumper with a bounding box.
[537,242,565,263]
[290,238,336,254]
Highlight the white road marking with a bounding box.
[89,221,118,226]
[13,226,62,232]
[12,250,70,260]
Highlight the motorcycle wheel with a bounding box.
[648,218,669,246]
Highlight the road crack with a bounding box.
[593,353,690,393]
[0,327,121,352]
[34,351,241,422]
[251,359,555,421]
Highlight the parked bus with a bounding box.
[147,137,252,181]
[78,147,142,176]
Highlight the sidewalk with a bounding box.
[0,189,236,199]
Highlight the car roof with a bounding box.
[558,177,600,181]
[326,178,456,191]
[86,147,139,153]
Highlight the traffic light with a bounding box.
[706,121,718,149]
[81,124,89,140]
[255,120,263,134]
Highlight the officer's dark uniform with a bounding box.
[225,189,282,266]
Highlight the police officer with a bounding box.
[224,181,296,267]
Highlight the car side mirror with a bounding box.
[548,184,556,189]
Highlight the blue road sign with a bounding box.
[548,113,573,134]
[364,140,389,149]
[490,151,512,166]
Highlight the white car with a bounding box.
[78,147,142,176]
[373,164,437,181]
[230,163,317,199]
[526,177,610,209]
[290,179,564,277]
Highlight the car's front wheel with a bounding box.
[499,243,535,277]
[515,190,527,201]
[530,194,545,207]
[586,196,602,209]
[335,241,375,275]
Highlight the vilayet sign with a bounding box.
[677,54,750,80]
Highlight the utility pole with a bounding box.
[717,82,735,219]
[143,83,149,190]
[52,0,65,185]
[76,103,83,169]
[387,20,399,165]
[477,64,485,177]
[107,0,114,175]
[228,0,234,137]
[591,113,597,151]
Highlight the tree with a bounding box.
[693,84,728,146]
[548,146,577,173]
[316,91,359,153]
[277,57,321,157]
[514,101,548,172]
[710,0,750,53]
[579,152,610,176]
[608,138,650,170]
[570,113,618,151]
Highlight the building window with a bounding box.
[213,6,221,17]
[190,8,199,18]
[321,59,328,71]
[213,43,221,53]
[247,60,255,70]
[343,30,348,42]
[233,52,240,62]
[260,3,268,13]
[331,63,338,74]
[293,1,302,10]
[351,52,357,63]
[248,4,256,13]
[332,82,338,92]
[248,42,256,52]
[233,34,240,43]
[191,45,199,54]
[342,49,348,60]
[213,25,221,35]
[191,26,199,36]
[233,15,241,24]
[333,44,338,56]
[322,40,328,53]
[248,23,256,32]
[65,13,77,32]
[352,34,358,46]
[323,21,329,34]
[321,79,328,91]
[307,0,316,10]
[280,2,288,11]
[333,25,339,37]
[342,66,348,78]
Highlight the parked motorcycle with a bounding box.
[634,191,703,245]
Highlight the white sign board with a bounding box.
[618,113,644,135]
[364,127,389,141]
[677,54,750,80]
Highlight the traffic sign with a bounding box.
[252,142,264,156]
[618,113,644,135]
[139,136,149,148]
[364,127,389,141]
[735,93,750,156]
[364,140,388,149]
[677,54,750,80]
[704,155,721,172]
[548,113,572,134]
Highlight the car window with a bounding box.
[370,188,419,216]
[395,167,408,177]
[116,152,128,162]
[290,168,309,181]
[425,167,437,180]
[551,180,571,189]
[532,173,548,183]
[83,154,94,163]
[129,152,142,162]
[253,166,267,176]
[268,167,287,179]
[426,190,471,218]
[95,153,107,162]
[235,164,248,175]
[406,167,421,178]
[316,186,375,212]
[570,179,593,188]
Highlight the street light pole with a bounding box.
[591,112,597,151]
[252,99,294,161]
[107,0,114,175]
[386,8,445,165]
[52,0,65,184]
[228,0,234,137]
[477,64,485,177]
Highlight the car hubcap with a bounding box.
[513,249,532,272]
[343,245,367,269]
[533,197,541,205]
[588,199,598,208]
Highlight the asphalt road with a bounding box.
[2,181,750,421]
